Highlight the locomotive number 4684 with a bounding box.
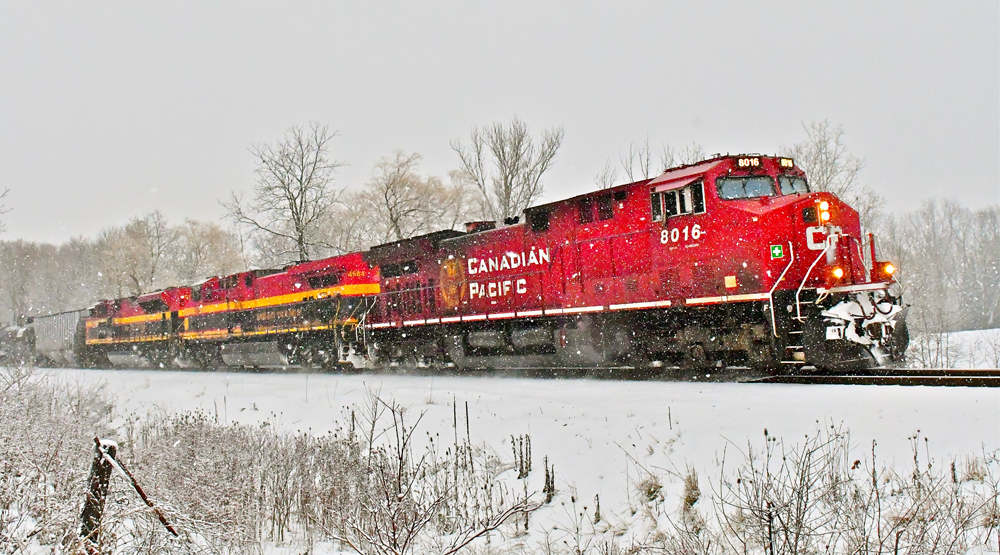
[660,224,704,244]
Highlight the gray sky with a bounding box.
[1,1,997,244]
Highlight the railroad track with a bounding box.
[48,365,1000,386]
[752,369,1000,387]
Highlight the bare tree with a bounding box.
[593,159,618,190]
[620,138,656,183]
[224,123,344,262]
[785,120,887,234]
[596,140,705,190]
[660,141,706,170]
[786,120,865,199]
[95,212,176,298]
[173,219,245,282]
[131,211,175,292]
[0,188,9,234]
[0,240,36,322]
[353,151,478,244]
[452,117,564,222]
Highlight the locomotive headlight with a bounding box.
[820,210,831,221]
[820,201,830,211]
[883,263,895,275]
[832,267,845,279]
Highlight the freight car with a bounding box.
[21,154,907,374]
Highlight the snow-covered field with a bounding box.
[0,330,1000,555]
[46,367,1000,536]
[925,328,1000,369]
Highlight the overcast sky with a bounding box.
[1,1,997,244]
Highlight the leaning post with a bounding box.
[80,438,117,554]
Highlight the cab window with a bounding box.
[716,176,776,200]
[779,176,809,195]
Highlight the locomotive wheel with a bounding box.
[682,344,713,373]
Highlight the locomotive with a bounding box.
[21,154,907,375]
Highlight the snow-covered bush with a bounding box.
[628,424,1000,555]
[0,365,115,553]
[1,382,538,554]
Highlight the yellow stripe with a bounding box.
[176,283,379,318]
[113,313,167,325]
[179,330,230,340]
[237,283,380,311]
[177,319,360,341]
[178,302,230,318]
[86,335,169,345]
[90,283,378,332]
[237,320,360,336]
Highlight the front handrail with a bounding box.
[769,241,796,338]
[796,242,832,321]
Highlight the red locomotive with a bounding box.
[362,154,907,372]
[31,154,907,374]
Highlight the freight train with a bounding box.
[7,155,908,375]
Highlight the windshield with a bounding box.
[716,176,775,200]
[779,176,809,194]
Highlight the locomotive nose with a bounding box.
[786,193,864,287]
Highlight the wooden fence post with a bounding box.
[80,438,117,553]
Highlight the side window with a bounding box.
[382,260,418,279]
[307,272,341,289]
[650,192,664,221]
[692,180,706,213]
[529,210,549,232]
[597,194,614,220]
[664,191,679,217]
[579,197,594,224]
[661,181,706,219]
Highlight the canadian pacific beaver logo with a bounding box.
[439,258,466,308]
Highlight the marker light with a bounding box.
[832,267,845,279]
[820,211,831,221]
[820,201,830,210]
[884,263,895,275]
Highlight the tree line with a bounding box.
[0,120,996,345]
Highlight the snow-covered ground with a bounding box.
[927,328,1000,368]
[46,367,1000,540]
